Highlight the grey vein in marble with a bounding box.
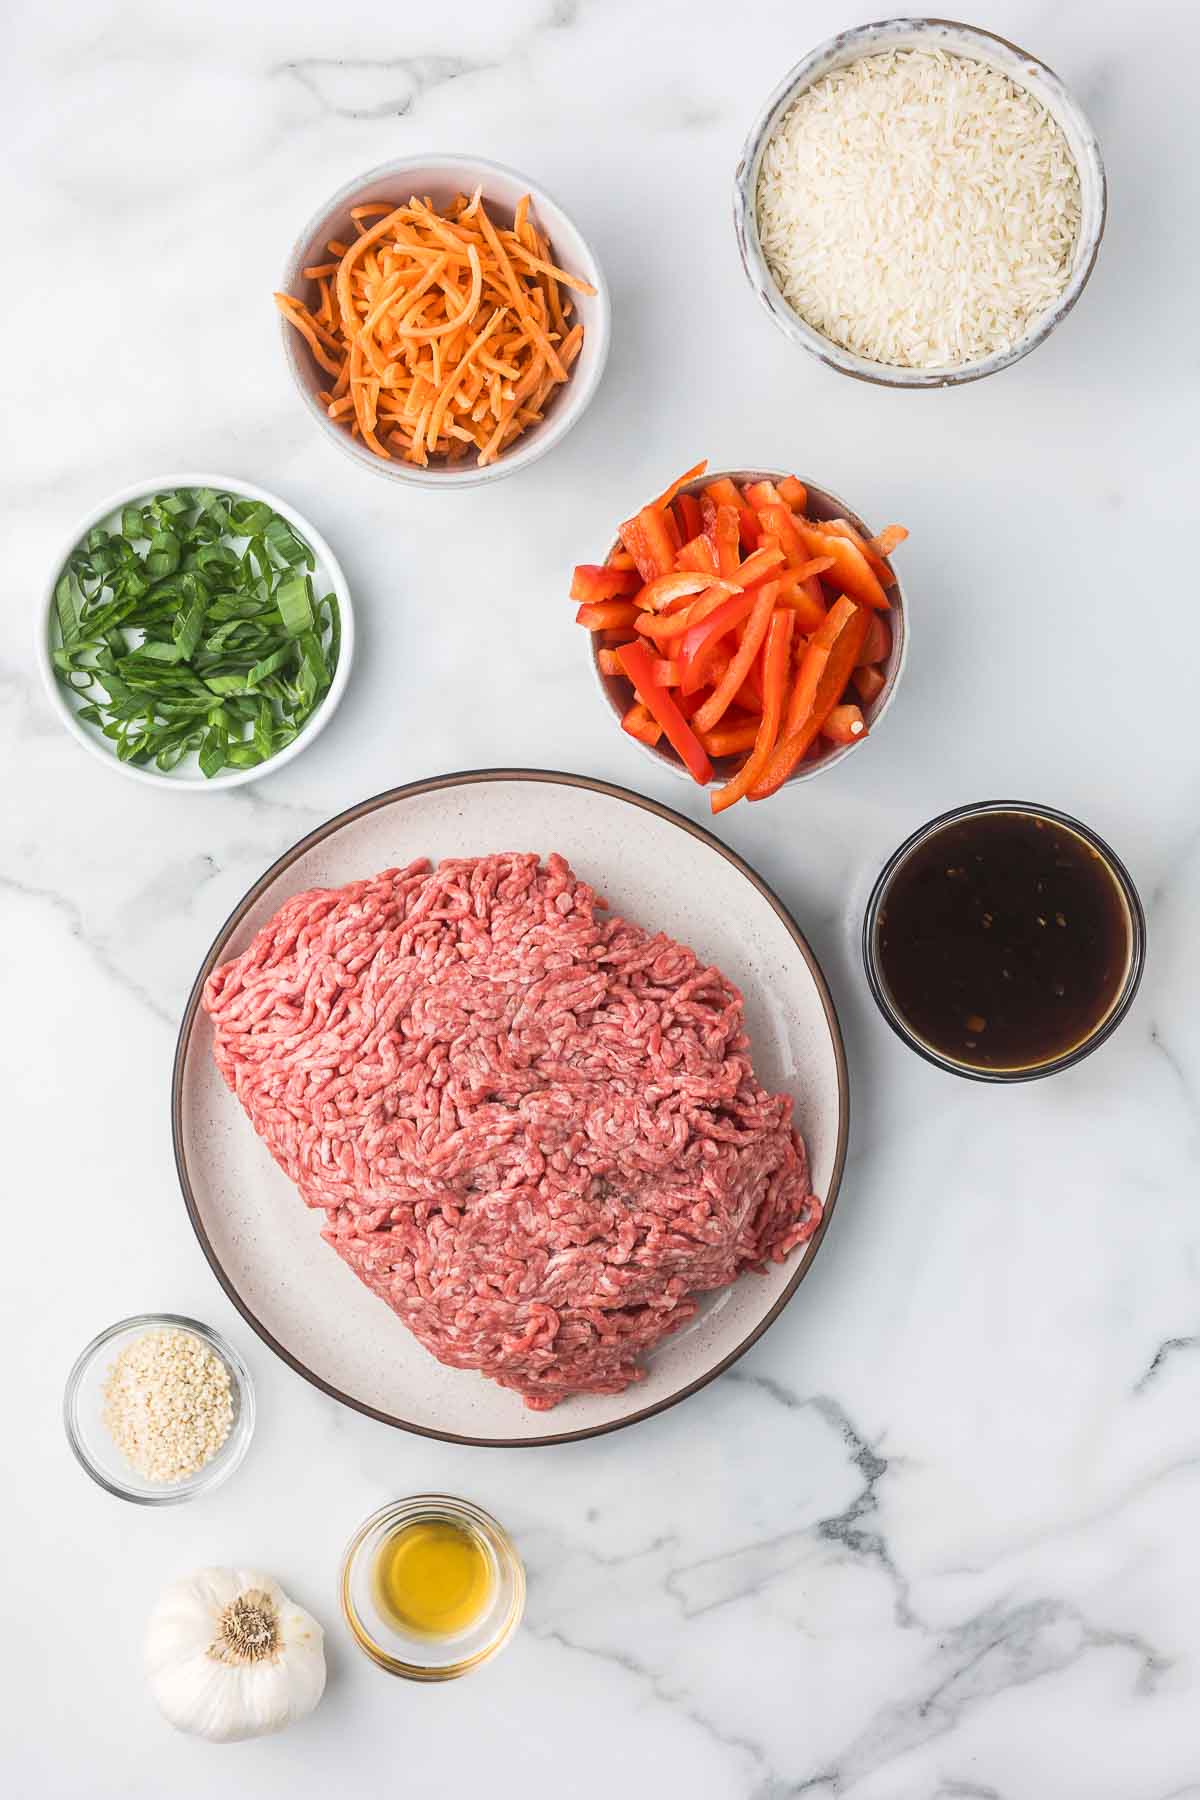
[720,1370,916,1626]
[1,872,174,1028]
[790,1597,1172,1796]
[276,53,491,120]
[1136,1333,1200,1393]
[273,0,581,120]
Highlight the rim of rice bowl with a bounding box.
[733,18,1107,387]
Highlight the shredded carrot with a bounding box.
[276,190,594,467]
[273,294,341,377]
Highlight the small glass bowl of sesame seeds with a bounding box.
[64,1314,254,1505]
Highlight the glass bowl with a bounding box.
[589,468,908,790]
[63,1313,255,1504]
[733,18,1107,387]
[341,1496,525,1680]
[862,801,1146,1081]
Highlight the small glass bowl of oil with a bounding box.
[340,1495,525,1680]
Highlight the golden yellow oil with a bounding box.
[371,1517,494,1638]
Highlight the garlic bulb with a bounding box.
[145,1568,325,1742]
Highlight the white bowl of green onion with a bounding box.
[38,474,354,789]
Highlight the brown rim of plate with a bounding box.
[171,767,850,1449]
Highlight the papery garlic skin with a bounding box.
[145,1567,325,1742]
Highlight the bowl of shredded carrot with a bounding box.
[276,155,610,486]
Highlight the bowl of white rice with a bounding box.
[734,18,1106,386]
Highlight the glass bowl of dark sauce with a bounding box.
[863,802,1145,1081]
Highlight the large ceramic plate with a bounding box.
[173,771,848,1446]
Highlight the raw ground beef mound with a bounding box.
[203,853,821,1409]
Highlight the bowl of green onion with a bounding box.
[38,474,353,788]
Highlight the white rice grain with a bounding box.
[756,49,1082,369]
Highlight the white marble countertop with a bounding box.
[6,0,1200,1793]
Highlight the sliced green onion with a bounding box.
[275,573,314,637]
[48,489,341,778]
[55,572,80,644]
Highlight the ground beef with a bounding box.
[203,853,821,1409]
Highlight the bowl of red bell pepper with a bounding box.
[573,460,909,812]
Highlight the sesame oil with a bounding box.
[370,1516,494,1639]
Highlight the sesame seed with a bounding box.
[101,1328,233,1483]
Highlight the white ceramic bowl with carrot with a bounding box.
[277,155,610,488]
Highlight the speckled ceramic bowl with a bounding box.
[734,18,1107,387]
[172,771,848,1447]
[589,470,908,790]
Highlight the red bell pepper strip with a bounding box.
[698,719,760,757]
[782,595,869,737]
[703,478,758,550]
[674,492,703,542]
[704,647,732,687]
[796,522,889,610]
[619,504,678,581]
[750,599,869,798]
[776,568,827,634]
[636,582,739,645]
[705,500,741,576]
[635,607,688,645]
[747,713,823,796]
[778,476,808,510]
[597,647,623,677]
[730,543,785,590]
[856,612,891,665]
[866,526,906,584]
[711,608,795,813]
[636,571,717,613]
[853,664,886,706]
[869,525,908,559]
[743,479,787,512]
[701,499,742,578]
[575,600,641,631]
[822,702,868,744]
[616,640,713,785]
[733,668,763,714]
[693,583,779,733]
[621,701,662,747]
[608,549,636,570]
[821,517,895,590]
[754,501,810,569]
[570,563,641,603]
[676,532,719,576]
[651,460,708,511]
[679,590,758,693]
